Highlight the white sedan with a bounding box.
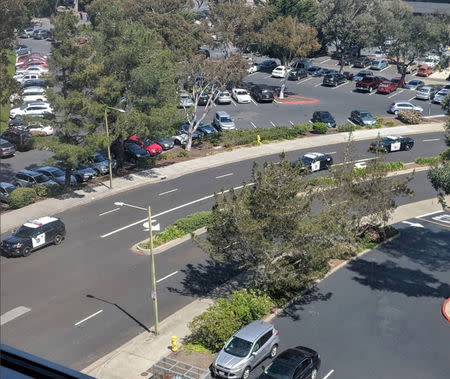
[232,88,251,103]
[29,123,54,135]
[271,66,289,78]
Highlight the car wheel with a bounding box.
[311,368,318,379]
[241,367,251,379]
[54,234,63,245]
[22,246,31,257]
[368,87,373,93]
[269,344,278,358]
[405,144,412,151]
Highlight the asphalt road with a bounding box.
[250,211,450,379]
[0,130,446,370]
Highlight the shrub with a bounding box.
[33,185,48,197]
[440,148,450,161]
[308,176,337,186]
[397,110,423,124]
[385,120,395,127]
[292,123,310,135]
[188,289,273,352]
[174,211,211,234]
[312,122,328,134]
[338,123,361,132]
[136,156,156,168]
[7,187,37,208]
[177,150,189,158]
[415,156,441,165]
[384,161,405,171]
[375,117,383,128]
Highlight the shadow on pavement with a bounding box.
[347,258,450,298]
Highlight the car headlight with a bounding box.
[15,243,23,248]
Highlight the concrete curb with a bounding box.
[442,298,450,323]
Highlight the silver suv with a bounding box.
[213,111,236,131]
[211,321,279,379]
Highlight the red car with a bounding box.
[127,136,162,156]
[377,81,397,94]
[417,64,433,77]
[356,76,382,92]
[390,77,405,88]
[16,61,48,70]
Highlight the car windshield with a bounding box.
[14,225,35,238]
[264,361,294,379]
[301,156,314,164]
[5,185,15,194]
[237,91,247,95]
[94,155,106,162]
[220,117,232,123]
[223,337,252,358]
[409,80,419,85]
[360,112,372,118]
[35,174,50,183]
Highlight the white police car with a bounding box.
[1,217,66,257]
[293,152,333,173]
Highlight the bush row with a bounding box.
[7,185,66,209]
[353,161,405,176]
[139,211,212,249]
[397,110,423,125]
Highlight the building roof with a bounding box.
[405,1,450,14]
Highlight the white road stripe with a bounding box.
[216,173,233,179]
[314,82,322,87]
[273,99,281,103]
[322,369,334,379]
[423,138,440,142]
[380,65,390,72]
[369,90,377,96]
[230,98,238,107]
[250,122,257,129]
[387,92,397,98]
[408,96,416,101]
[101,183,254,238]
[250,98,258,106]
[416,210,443,218]
[347,118,356,125]
[158,188,178,196]
[297,77,311,85]
[99,208,120,217]
[156,271,179,284]
[320,58,331,63]
[423,114,446,119]
[264,75,272,79]
[270,121,276,127]
[289,121,294,125]
[331,82,348,89]
[74,310,103,326]
[1,306,31,326]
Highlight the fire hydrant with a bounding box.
[257,135,261,144]
[171,335,178,352]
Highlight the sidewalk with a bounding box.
[82,195,448,379]
[1,122,444,233]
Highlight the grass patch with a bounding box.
[362,241,377,250]
[182,343,213,354]
[415,156,441,165]
[308,176,337,187]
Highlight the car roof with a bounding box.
[23,86,45,92]
[37,166,60,172]
[17,169,44,177]
[234,320,273,341]
[216,110,230,116]
[23,216,59,228]
[303,152,324,159]
[275,348,312,366]
[0,182,16,189]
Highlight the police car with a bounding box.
[369,135,414,153]
[1,217,65,257]
[293,152,333,172]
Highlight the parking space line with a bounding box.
[156,271,179,284]
[325,151,337,155]
[423,138,440,142]
[314,82,322,87]
[250,98,258,106]
[230,98,238,107]
[416,217,450,229]
[408,96,415,101]
[320,58,331,64]
[264,75,272,79]
[331,82,348,89]
[289,120,294,125]
[270,121,276,127]
[159,188,178,196]
[387,91,398,98]
[322,369,334,379]
[296,77,312,85]
[99,208,120,217]
[347,118,356,125]
[74,310,103,327]
[216,173,233,179]
[369,90,377,96]
[1,306,31,326]
[380,66,390,72]
[250,122,257,128]
[416,210,443,218]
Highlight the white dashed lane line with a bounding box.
[158,188,178,196]
[216,173,234,179]
[320,58,331,64]
[156,271,179,284]
[322,369,335,379]
[74,310,103,327]
[1,306,31,326]
[99,208,120,216]
[422,138,440,142]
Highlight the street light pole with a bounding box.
[104,108,113,190]
[148,205,159,335]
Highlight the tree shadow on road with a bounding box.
[166,258,245,299]
[346,259,450,298]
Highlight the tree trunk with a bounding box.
[116,136,125,169]
[65,166,72,188]
[185,136,192,151]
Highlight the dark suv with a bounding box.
[250,86,275,103]
[356,76,382,92]
[1,217,66,257]
[312,111,336,128]
[353,57,372,68]
[322,73,346,87]
[1,129,33,151]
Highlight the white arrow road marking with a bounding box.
[1,306,31,326]
[402,221,424,228]
[322,369,334,379]
[156,271,179,284]
[74,310,103,326]
[158,188,178,196]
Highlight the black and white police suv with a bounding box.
[292,152,333,172]
[1,217,66,257]
[369,135,414,153]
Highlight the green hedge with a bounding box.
[353,161,405,176]
[188,289,272,352]
[7,188,37,208]
[440,148,450,161]
[337,123,362,132]
[312,122,328,134]
[415,156,442,165]
[308,176,337,186]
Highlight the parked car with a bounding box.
[0,139,16,158]
[35,166,77,186]
[21,79,48,90]
[20,28,35,38]
[197,93,210,106]
[342,71,354,80]
[0,182,16,203]
[181,123,203,140]
[415,85,440,100]
[13,169,58,188]
[271,66,289,78]
[417,64,433,77]
[292,152,333,173]
[196,123,217,136]
[213,111,236,131]
[310,67,327,77]
[21,86,47,103]
[432,89,450,104]
[390,77,406,88]
[28,122,54,136]
[250,87,275,103]
[32,29,51,39]
[1,217,66,257]
[369,135,414,153]
[155,137,174,150]
[232,88,251,104]
[179,93,194,108]
[258,346,321,379]
[311,111,336,128]
[353,57,372,68]
[377,81,397,94]
[70,163,98,182]
[370,59,389,70]
[290,59,313,71]
[404,79,424,90]
[352,70,373,82]
[127,136,163,156]
[350,110,376,126]
[322,73,346,87]
[307,66,322,76]
[356,76,382,92]
[388,101,423,115]
[1,129,32,151]
[215,90,232,104]
[257,60,278,72]
[400,62,418,74]
[9,101,53,118]
[248,62,259,74]
[21,66,49,76]
[288,69,307,81]
[172,131,188,145]
[372,50,387,59]
[88,152,117,175]
[210,321,279,379]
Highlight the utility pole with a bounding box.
[148,206,159,335]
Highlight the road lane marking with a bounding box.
[264,75,272,79]
[369,90,377,96]
[320,58,331,63]
[250,98,258,106]
[380,65,390,72]
[331,82,348,89]
[423,138,440,142]
[416,210,443,218]
[216,173,233,179]
[270,121,276,127]
[250,122,257,128]
[101,183,254,238]
[297,77,311,85]
[314,82,322,87]
[74,310,103,326]
[416,217,450,229]
[230,98,238,107]
[158,188,178,196]
[156,271,179,284]
[322,369,334,379]
[408,96,415,101]
[325,151,337,155]
[402,221,424,228]
[99,208,120,217]
[1,306,31,326]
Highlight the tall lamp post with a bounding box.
[104,106,125,189]
[114,201,160,335]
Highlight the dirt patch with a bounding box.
[167,348,215,371]
[328,258,346,271]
